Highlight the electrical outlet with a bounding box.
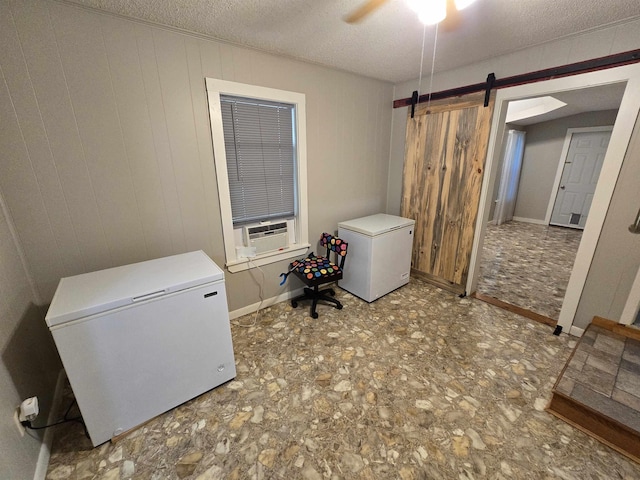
[13,408,25,437]
[19,396,39,422]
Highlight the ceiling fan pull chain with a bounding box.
[427,23,439,111]
[412,24,428,119]
[417,23,427,96]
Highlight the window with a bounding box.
[206,79,309,273]
[220,95,295,226]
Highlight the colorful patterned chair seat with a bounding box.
[290,233,348,318]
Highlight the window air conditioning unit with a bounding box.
[244,222,288,254]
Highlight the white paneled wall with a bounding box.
[0,189,59,479]
[0,0,393,310]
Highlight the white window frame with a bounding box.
[206,78,309,273]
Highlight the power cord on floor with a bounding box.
[22,398,89,439]
[233,257,266,328]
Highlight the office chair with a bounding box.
[290,233,348,319]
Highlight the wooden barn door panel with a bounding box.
[401,93,494,294]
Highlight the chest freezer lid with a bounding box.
[45,251,224,327]
[338,214,415,236]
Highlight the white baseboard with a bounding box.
[569,325,585,337]
[229,287,304,320]
[34,369,66,480]
[512,216,547,225]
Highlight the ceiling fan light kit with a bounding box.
[407,0,446,25]
[407,0,478,25]
[346,0,478,25]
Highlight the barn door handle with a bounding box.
[630,208,640,234]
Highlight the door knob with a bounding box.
[560,185,566,189]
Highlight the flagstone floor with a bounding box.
[46,278,640,480]
[477,221,583,320]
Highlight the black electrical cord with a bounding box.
[21,398,85,433]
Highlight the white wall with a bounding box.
[0,0,393,313]
[0,191,60,479]
[387,17,640,215]
[0,2,392,473]
[574,116,640,329]
[514,110,619,222]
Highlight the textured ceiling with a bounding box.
[61,0,640,83]
[509,83,626,126]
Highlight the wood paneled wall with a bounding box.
[0,0,393,310]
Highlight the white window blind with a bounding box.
[220,95,296,226]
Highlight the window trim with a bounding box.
[206,79,309,273]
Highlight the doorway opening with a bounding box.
[468,72,638,334]
[475,84,623,322]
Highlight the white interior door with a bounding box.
[550,130,611,229]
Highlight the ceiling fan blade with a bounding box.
[441,0,463,32]
[344,0,391,24]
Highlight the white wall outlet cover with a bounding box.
[19,396,39,422]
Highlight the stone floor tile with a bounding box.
[617,368,640,398]
[575,364,616,397]
[556,376,575,396]
[477,221,581,321]
[593,334,626,357]
[622,349,640,366]
[45,279,640,480]
[612,388,640,412]
[580,343,621,365]
[626,338,640,355]
[620,358,640,376]
[586,354,620,376]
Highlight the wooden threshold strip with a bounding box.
[393,48,640,109]
[591,315,640,341]
[471,292,557,327]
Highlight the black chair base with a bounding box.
[291,285,343,319]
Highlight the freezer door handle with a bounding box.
[132,290,167,302]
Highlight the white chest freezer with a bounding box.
[45,251,236,446]
[338,214,415,302]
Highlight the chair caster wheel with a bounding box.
[328,289,336,296]
[311,312,319,319]
[336,304,343,310]
[291,301,298,308]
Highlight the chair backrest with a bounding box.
[321,233,348,268]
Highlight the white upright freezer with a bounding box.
[338,214,415,302]
[45,251,236,446]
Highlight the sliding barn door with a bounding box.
[401,93,494,294]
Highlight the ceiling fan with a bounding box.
[345,0,478,27]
